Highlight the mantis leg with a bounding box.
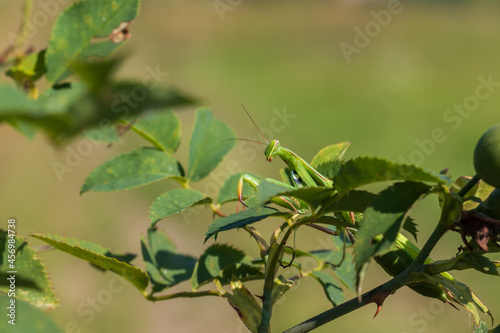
[236,174,305,213]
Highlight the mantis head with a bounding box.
[265,139,281,162]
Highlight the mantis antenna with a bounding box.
[241,103,269,145]
[221,138,266,147]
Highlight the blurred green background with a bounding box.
[1,0,500,332]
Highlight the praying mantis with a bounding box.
[235,106,355,225]
[232,107,356,333]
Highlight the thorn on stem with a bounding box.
[366,290,391,318]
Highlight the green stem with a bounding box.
[0,0,33,63]
[457,174,480,198]
[144,290,218,301]
[181,179,226,217]
[259,227,293,333]
[283,272,426,333]
[15,0,33,50]
[407,223,448,271]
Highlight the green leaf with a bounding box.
[354,182,431,290]
[256,180,335,210]
[0,84,39,116]
[6,118,37,140]
[272,275,296,306]
[218,263,264,287]
[205,207,281,240]
[312,216,356,229]
[0,80,194,143]
[0,231,59,310]
[255,179,297,204]
[450,252,500,276]
[311,142,350,178]
[403,216,419,241]
[45,0,140,84]
[6,50,46,83]
[217,172,262,205]
[130,109,181,153]
[333,157,451,193]
[141,228,196,294]
[328,250,356,292]
[71,56,123,90]
[32,233,149,293]
[462,179,495,211]
[311,271,344,306]
[191,244,262,290]
[149,189,210,226]
[0,295,62,333]
[426,274,493,327]
[81,148,181,193]
[216,277,261,333]
[49,82,192,142]
[187,108,236,182]
[83,123,120,143]
[320,190,377,215]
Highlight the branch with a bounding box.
[283,272,427,333]
[144,290,219,301]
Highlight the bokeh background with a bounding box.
[1,0,500,332]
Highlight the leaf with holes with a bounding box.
[450,252,500,276]
[45,0,140,84]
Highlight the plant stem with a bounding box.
[0,0,33,63]
[407,223,448,270]
[16,0,33,50]
[457,174,480,198]
[283,272,426,333]
[145,290,219,301]
[258,227,293,333]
